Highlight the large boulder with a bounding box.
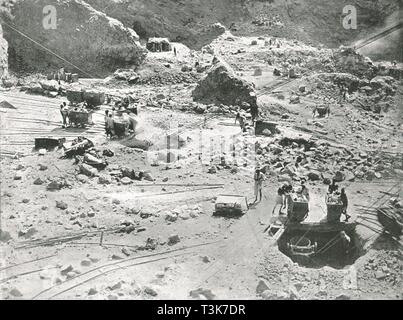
[192,57,257,108]
[4,0,147,77]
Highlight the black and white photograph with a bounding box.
[0,0,401,305]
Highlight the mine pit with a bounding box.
[277,227,366,269]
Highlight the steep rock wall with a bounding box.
[3,0,147,77]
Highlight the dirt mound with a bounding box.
[192,57,257,107]
[3,0,147,77]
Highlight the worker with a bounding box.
[328,179,338,194]
[235,112,246,132]
[301,180,310,202]
[339,231,351,254]
[340,188,351,222]
[174,47,177,56]
[106,113,115,139]
[253,167,266,203]
[60,102,69,128]
[250,103,259,123]
[272,185,286,215]
[104,110,110,136]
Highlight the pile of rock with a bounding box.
[192,57,258,109]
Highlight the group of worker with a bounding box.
[270,180,310,215]
[253,166,351,222]
[60,101,92,128]
[104,107,139,139]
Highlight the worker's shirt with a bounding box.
[254,172,266,185]
[61,106,69,116]
[106,117,114,129]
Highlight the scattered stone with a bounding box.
[121,177,132,185]
[18,227,37,239]
[9,287,23,297]
[98,175,112,185]
[76,174,89,183]
[88,288,98,295]
[168,234,180,246]
[111,254,123,260]
[60,265,74,275]
[375,270,386,280]
[121,247,131,257]
[56,200,68,210]
[165,212,178,222]
[143,172,154,182]
[0,229,12,242]
[335,294,351,300]
[39,164,48,171]
[108,281,123,291]
[33,177,45,185]
[144,286,158,296]
[81,259,91,267]
[256,280,269,295]
[13,174,22,180]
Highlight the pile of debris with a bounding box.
[192,57,258,108]
[255,134,401,184]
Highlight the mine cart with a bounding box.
[326,193,343,222]
[68,108,93,128]
[113,118,129,138]
[214,195,249,217]
[287,194,309,222]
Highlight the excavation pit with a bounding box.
[278,225,364,269]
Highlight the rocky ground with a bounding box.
[0,26,402,300]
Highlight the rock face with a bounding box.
[4,0,147,77]
[192,57,257,108]
[0,24,8,78]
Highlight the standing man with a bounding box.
[106,112,115,139]
[250,103,259,123]
[60,102,69,128]
[235,112,246,132]
[174,47,177,56]
[340,188,351,222]
[254,167,266,203]
[272,185,286,215]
